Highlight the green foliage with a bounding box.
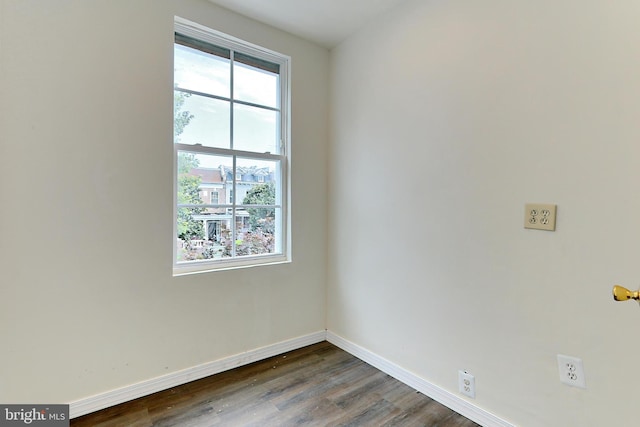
[235,230,274,256]
[175,91,203,241]
[219,229,274,257]
[178,152,199,174]
[174,91,194,142]
[177,173,204,240]
[243,182,276,233]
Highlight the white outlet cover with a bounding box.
[458,370,475,398]
[557,354,586,389]
[524,203,557,231]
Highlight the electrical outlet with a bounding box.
[524,203,557,231]
[557,354,586,389]
[458,370,475,398]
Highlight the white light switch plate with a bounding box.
[524,203,557,231]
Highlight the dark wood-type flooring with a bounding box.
[71,341,480,427]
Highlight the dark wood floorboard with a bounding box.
[71,341,481,427]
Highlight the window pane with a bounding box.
[234,61,279,108]
[174,43,230,98]
[235,207,280,257]
[233,104,279,153]
[236,157,279,206]
[175,91,230,148]
[191,153,233,172]
[176,208,231,262]
[177,152,231,206]
[177,154,206,206]
[210,191,219,204]
[176,206,205,245]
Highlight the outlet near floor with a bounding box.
[458,370,475,398]
[557,354,586,389]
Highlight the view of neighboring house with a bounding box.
[188,167,226,241]
[187,165,274,242]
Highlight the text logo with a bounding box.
[0,405,69,426]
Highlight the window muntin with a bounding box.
[174,19,289,274]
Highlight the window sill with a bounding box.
[173,254,290,276]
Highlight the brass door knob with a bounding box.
[612,285,640,301]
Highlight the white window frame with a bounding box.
[173,17,291,275]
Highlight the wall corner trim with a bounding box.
[70,330,327,419]
[326,331,515,427]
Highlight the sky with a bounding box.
[174,43,280,169]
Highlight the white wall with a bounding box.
[328,1,640,426]
[0,0,328,403]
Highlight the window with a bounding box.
[173,18,290,274]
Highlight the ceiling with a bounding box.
[208,0,407,49]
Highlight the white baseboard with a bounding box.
[326,331,514,427]
[71,330,513,426]
[69,330,327,419]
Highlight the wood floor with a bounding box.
[71,341,480,427]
